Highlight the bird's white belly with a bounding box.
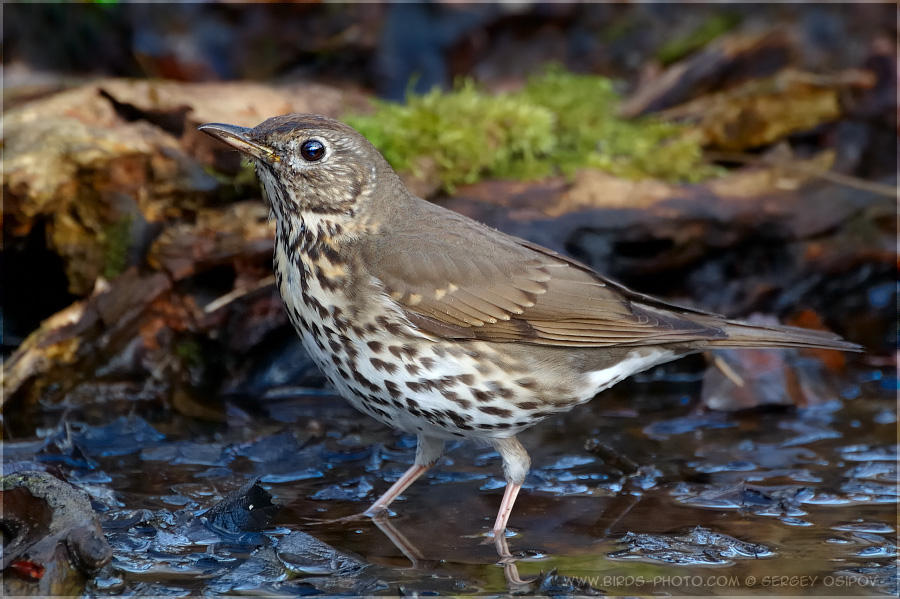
[584,349,677,398]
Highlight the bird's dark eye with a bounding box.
[300,139,326,162]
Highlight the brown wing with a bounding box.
[358,202,726,347]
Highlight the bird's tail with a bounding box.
[700,317,863,352]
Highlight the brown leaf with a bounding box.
[658,69,875,151]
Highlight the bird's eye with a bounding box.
[300,139,326,162]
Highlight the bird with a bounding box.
[199,114,861,538]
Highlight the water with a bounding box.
[4,361,896,596]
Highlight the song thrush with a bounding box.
[199,114,860,537]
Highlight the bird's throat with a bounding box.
[275,213,353,300]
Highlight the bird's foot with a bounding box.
[480,527,515,545]
[300,503,396,526]
[363,504,391,518]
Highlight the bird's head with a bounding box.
[200,114,394,226]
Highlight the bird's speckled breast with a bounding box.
[272,221,578,440]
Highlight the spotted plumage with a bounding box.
[199,114,860,538]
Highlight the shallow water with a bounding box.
[5,360,897,596]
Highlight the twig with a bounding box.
[706,151,899,199]
[203,275,277,313]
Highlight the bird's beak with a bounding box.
[198,123,280,163]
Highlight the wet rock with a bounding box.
[206,546,288,594]
[276,531,372,577]
[524,568,604,596]
[609,526,773,565]
[205,479,280,533]
[1,471,112,596]
[70,415,165,457]
[672,482,825,522]
[310,477,375,502]
[271,531,391,594]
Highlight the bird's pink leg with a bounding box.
[491,481,522,538]
[365,434,444,516]
[489,436,531,537]
[365,463,430,515]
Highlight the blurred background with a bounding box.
[2,3,897,597]
[3,2,896,98]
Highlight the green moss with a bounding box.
[348,80,556,191]
[102,213,133,279]
[345,68,719,193]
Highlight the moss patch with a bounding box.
[346,68,720,193]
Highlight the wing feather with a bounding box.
[359,200,726,347]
